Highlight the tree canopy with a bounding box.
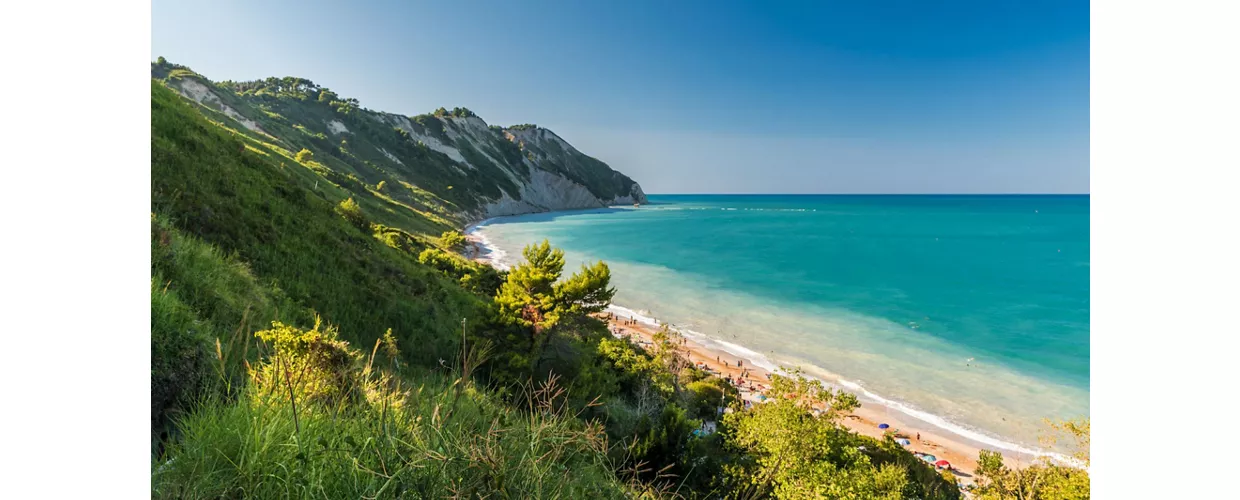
[494,239,615,335]
[721,369,915,499]
[972,419,1090,499]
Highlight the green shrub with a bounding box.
[417,248,505,296]
[685,378,737,420]
[371,223,423,254]
[248,319,362,408]
[295,148,314,163]
[440,229,466,250]
[972,420,1090,499]
[336,197,367,230]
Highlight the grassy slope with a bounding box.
[153,80,481,366]
[151,80,630,496]
[156,70,458,235]
[151,219,628,497]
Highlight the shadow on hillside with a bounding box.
[949,469,974,479]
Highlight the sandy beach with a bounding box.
[597,312,1021,488]
[463,225,1036,489]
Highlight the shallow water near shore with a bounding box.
[474,194,1089,457]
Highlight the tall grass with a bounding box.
[154,324,631,499]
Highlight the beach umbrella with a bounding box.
[921,455,937,463]
[878,423,890,429]
[896,438,911,446]
[935,460,951,469]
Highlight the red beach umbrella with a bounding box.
[934,460,951,469]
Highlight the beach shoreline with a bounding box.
[463,217,1072,484]
[596,309,1003,487]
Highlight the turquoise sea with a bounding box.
[474,195,1089,457]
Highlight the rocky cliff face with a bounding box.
[153,62,646,225]
[382,113,648,219]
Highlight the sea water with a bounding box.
[474,195,1089,458]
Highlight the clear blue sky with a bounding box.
[152,0,1089,194]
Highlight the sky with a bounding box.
[152,0,1089,194]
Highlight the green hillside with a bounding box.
[151,79,631,496]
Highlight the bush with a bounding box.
[440,229,466,251]
[371,223,423,254]
[973,420,1090,499]
[248,319,364,408]
[417,248,505,296]
[336,197,367,230]
[685,378,736,420]
[295,148,314,163]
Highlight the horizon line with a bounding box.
[643,193,1090,196]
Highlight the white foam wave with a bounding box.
[465,219,511,271]
[647,206,817,213]
[606,305,783,373]
[821,369,1085,468]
